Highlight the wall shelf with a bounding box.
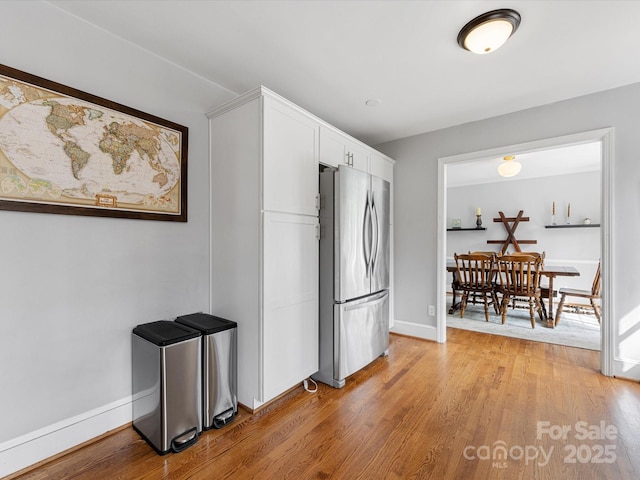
[545,224,600,229]
[447,227,487,231]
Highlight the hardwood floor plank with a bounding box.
[9,328,640,480]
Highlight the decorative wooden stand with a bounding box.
[487,210,537,254]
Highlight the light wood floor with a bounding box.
[10,328,640,480]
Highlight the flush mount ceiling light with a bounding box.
[498,155,522,177]
[457,9,521,54]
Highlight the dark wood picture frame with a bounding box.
[0,63,188,221]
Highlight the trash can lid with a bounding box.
[175,313,237,334]
[133,320,200,346]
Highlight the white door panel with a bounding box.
[263,96,319,216]
[263,211,319,402]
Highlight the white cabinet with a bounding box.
[319,125,369,172]
[264,95,319,216]
[370,151,394,184]
[319,126,394,183]
[263,212,318,401]
[207,87,319,410]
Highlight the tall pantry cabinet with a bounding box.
[207,87,320,410]
[208,86,395,411]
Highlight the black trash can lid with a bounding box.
[133,320,200,346]
[175,313,237,334]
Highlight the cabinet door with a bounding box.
[263,211,319,403]
[320,125,369,173]
[319,125,344,168]
[348,141,369,173]
[263,96,319,216]
[370,151,394,183]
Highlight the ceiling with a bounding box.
[48,0,640,147]
[447,141,601,187]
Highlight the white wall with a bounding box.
[447,171,600,291]
[377,82,640,381]
[0,1,235,474]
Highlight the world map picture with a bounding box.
[0,64,187,221]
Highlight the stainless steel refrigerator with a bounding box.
[314,165,390,388]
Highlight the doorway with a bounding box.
[436,129,614,375]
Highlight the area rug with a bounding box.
[446,305,600,351]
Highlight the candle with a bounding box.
[552,201,556,215]
[476,207,481,216]
[567,203,571,217]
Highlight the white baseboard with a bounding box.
[391,320,438,342]
[613,357,640,382]
[0,396,132,478]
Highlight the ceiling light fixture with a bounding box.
[498,155,522,177]
[457,9,521,54]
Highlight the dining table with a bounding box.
[447,260,580,328]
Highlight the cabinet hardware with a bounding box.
[345,152,354,167]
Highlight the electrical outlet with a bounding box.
[428,305,435,316]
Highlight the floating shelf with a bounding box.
[545,224,600,229]
[447,227,487,231]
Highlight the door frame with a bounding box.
[436,128,614,375]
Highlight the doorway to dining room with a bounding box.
[437,130,610,361]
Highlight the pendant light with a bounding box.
[457,9,521,54]
[498,155,522,177]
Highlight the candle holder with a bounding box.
[476,214,483,229]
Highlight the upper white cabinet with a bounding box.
[263,95,319,216]
[370,151,394,184]
[319,125,369,173]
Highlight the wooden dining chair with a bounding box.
[555,261,601,326]
[469,252,502,306]
[503,252,550,316]
[454,252,499,322]
[496,254,544,328]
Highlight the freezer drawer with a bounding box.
[335,291,389,383]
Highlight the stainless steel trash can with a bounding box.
[132,320,202,454]
[175,313,238,430]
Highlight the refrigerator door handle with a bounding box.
[342,290,388,310]
[370,193,379,278]
[363,192,371,277]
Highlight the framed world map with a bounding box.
[0,64,188,221]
